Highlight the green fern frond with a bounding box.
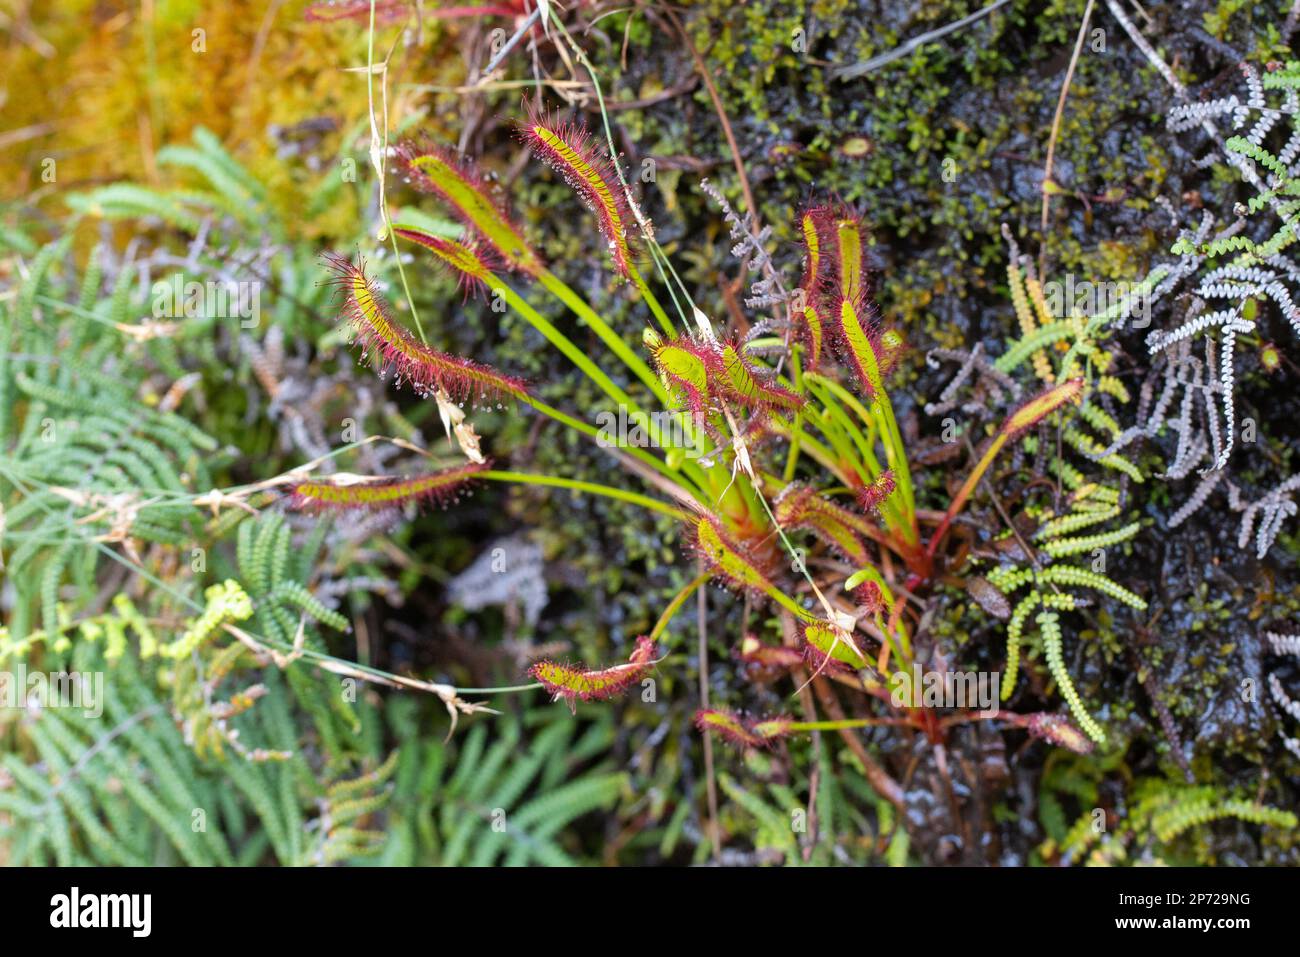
[271,582,350,632]
[65,184,206,234]
[1063,427,1143,481]
[1078,401,1122,439]
[1049,456,1087,491]
[1225,136,1289,179]
[995,320,1075,376]
[1003,592,1042,700]
[1038,565,1147,609]
[1040,611,1106,745]
[1039,521,1141,559]
[1036,504,1120,538]
[1151,794,1297,843]
[1095,375,1130,403]
[1263,61,1300,88]
[1002,591,1077,701]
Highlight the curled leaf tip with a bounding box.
[322,253,528,406]
[518,105,635,277]
[857,469,896,514]
[852,579,885,616]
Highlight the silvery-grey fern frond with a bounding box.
[1268,631,1300,656]
[1228,472,1300,557]
[1168,469,1222,528]
[1145,65,1300,473]
[1265,627,1300,761]
[924,344,1022,417]
[1099,338,1222,478]
[700,178,792,311]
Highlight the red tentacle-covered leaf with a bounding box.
[799,204,907,401]
[694,709,792,748]
[857,470,896,514]
[794,207,836,374]
[648,336,722,439]
[322,253,528,406]
[695,709,761,748]
[799,209,826,291]
[796,210,828,370]
[774,483,869,566]
[831,213,868,303]
[518,105,636,277]
[650,335,803,424]
[287,462,490,513]
[800,620,871,673]
[691,515,780,597]
[391,226,496,299]
[717,341,805,415]
[800,203,873,303]
[530,636,657,705]
[650,335,716,411]
[797,300,828,372]
[811,205,872,303]
[831,294,890,400]
[394,141,541,275]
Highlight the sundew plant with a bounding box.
[3,0,1300,873]
[283,17,1139,791]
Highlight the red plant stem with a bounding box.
[920,380,1083,576]
[917,706,944,744]
[925,431,1010,563]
